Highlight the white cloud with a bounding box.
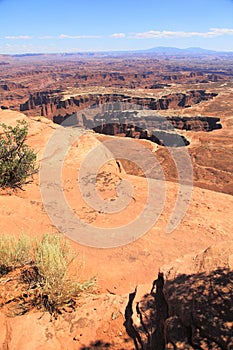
[5,35,33,40]
[209,28,233,35]
[38,35,55,39]
[0,42,58,54]
[129,28,233,39]
[59,34,101,39]
[110,33,126,38]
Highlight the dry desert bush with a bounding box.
[0,233,95,316]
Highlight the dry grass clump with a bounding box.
[0,233,32,272]
[0,233,95,316]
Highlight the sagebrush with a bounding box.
[0,233,95,315]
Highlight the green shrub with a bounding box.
[0,120,37,188]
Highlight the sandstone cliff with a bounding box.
[19,90,217,121]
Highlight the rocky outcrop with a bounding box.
[0,82,25,91]
[0,239,232,350]
[167,115,221,131]
[123,242,233,350]
[0,292,128,350]
[90,111,221,132]
[20,90,218,120]
[86,111,221,147]
[93,121,190,147]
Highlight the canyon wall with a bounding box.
[20,90,218,120]
[19,90,221,147]
[90,111,221,133]
[90,113,221,147]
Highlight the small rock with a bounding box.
[111,311,120,320]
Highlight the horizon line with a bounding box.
[1,46,233,56]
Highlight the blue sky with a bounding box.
[0,0,233,53]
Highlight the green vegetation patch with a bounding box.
[0,120,37,188]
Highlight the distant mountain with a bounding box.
[182,47,217,54]
[142,46,218,55]
[146,46,184,54]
